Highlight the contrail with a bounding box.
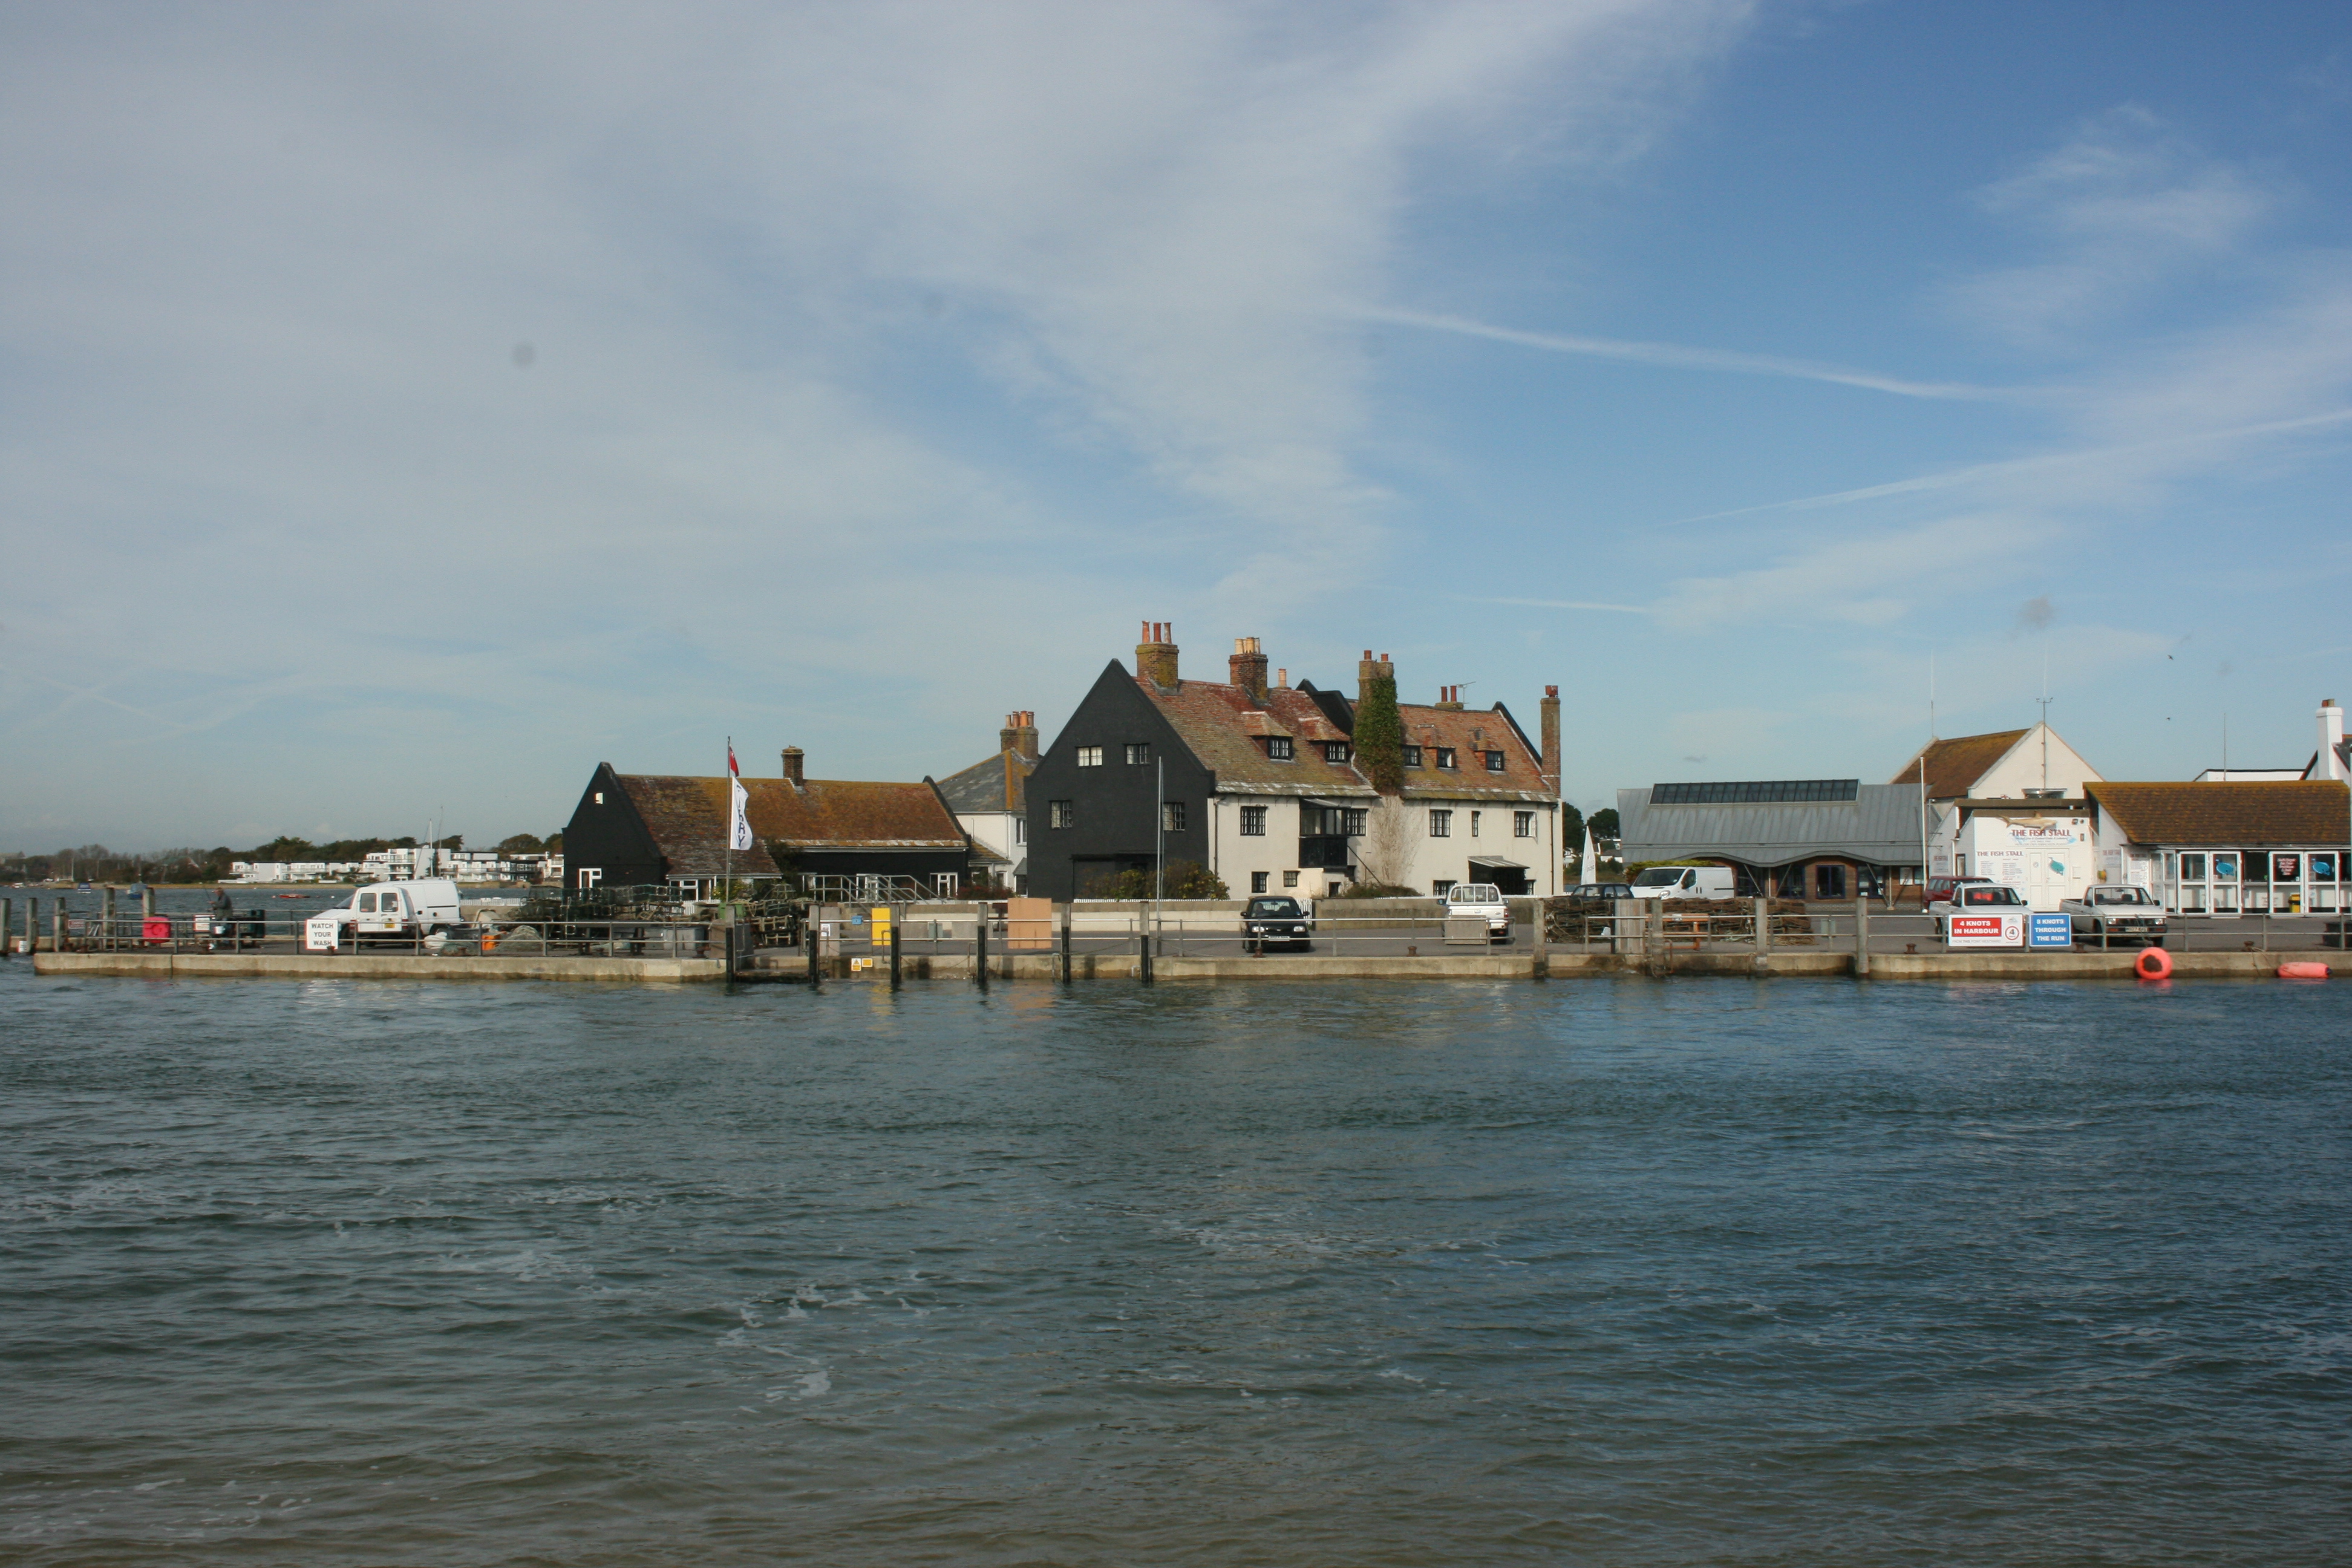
[1357,306,2019,402]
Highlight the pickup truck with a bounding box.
[1443,883,1513,941]
[2061,885,2168,949]
[1928,881,2030,946]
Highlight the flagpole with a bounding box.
[724,734,733,906]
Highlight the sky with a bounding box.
[5,1,2351,850]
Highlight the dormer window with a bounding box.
[1483,750,1505,772]
[1265,736,1295,761]
[1435,746,1457,770]
[1322,741,1351,763]
[1402,744,1423,768]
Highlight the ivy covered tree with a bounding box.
[1353,662,1404,794]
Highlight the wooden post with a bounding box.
[976,905,989,991]
[54,900,67,954]
[806,904,820,986]
[140,884,155,918]
[1532,897,1547,979]
[1854,894,1870,978]
[1,897,11,955]
[103,884,117,949]
[889,912,901,989]
[1059,903,1071,984]
[1138,923,1152,984]
[1754,895,1772,975]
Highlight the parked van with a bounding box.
[1627,865,1737,901]
[304,879,463,950]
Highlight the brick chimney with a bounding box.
[1013,710,1039,758]
[1229,636,1269,705]
[1136,621,1180,690]
[1434,685,1465,712]
[781,746,804,786]
[1356,650,1391,704]
[1540,684,1561,794]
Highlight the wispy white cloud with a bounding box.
[1357,304,2020,400]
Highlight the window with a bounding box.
[1342,808,1366,837]
[1014,818,1025,843]
[934,873,958,897]
[1815,864,1847,899]
[1076,746,1103,767]
[1322,741,1352,763]
[577,867,601,890]
[2212,852,2239,881]
[1429,809,1452,837]
[1050,800,1074,829]
[1470,810,1481,837]
[1266,736,1295,760]
[1126,742,1151,765]
[1252,871,1269,893]
[1483,751,1505,772]
[1432,878,1455,896]
[1239,805,1267,836]
[1514,811,1535,838]
[1434,747,1457,770]
[1162,801,1186,832]
[1282,869,1299,888]
[592,791,604,805]
[2178,852,2206,881]
[1402,745,1423,768]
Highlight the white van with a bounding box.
[304,879,464,950]
[1627,865,1737,901]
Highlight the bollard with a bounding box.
[1138,926,1153,984]
[806,906,820,986]
[103,885,117,949]
[1,897,10,956]
[28,898,39,953]
[54,901,67,955]
[889,914,901,990]
[1754,895,1772,975]
[1854,895,1870,978]
[1059,904,1072,984]
[976,907,989,991]
[140,884,155,918]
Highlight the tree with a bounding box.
[1106,858,1227,900]
[1587,807,1619,839]
[1353,662,1404,794]
[545,831,563,853]
[497,833,546,855]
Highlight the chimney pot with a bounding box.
[1135,621,1180,689]
[782,746,805,786]
[1229,636,1270,705]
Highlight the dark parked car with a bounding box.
[1243,896,1313,951]
[1561,883,1635,901]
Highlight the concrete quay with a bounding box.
[25,948,2338,984]
[31,951,725,982]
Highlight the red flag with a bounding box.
[728,743,740,778]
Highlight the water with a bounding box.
[4,965,2348,1565]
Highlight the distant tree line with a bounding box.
[2,829,564,884]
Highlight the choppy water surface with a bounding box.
[3,967,2348,1565]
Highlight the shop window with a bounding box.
[2212,852,2239,881]
[2273,853,2302,883]
[2311,852,2338,882]
[2178,852,2206,881]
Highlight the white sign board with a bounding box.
[1946,912,2025,948]
[303,916,344,953]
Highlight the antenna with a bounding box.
[2037,658,2053,791]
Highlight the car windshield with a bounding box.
[1246,898,1302,917]
[1631,869,1687,887]
[1959,886,2024,906]
[2092,888,2152,905]
[1448,885,1500,903]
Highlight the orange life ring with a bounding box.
[2135,946,2172,981]
[2278,961,2329,979]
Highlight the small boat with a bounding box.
[273,892,308,900]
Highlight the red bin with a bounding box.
[142,916,172,946]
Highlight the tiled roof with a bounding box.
[1395,703,1553,803]
[936,749,1033,815]
[1138,678,1552,802]
[2087,781,2351,846]
[1891,730,2027,798]
[616,774,965,877]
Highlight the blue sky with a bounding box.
[5,1,2351,849]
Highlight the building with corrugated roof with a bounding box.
[1023,624,1563,900]
[1615,779,1926,900]
[560,750,969,898]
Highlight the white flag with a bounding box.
[728,744,755,852]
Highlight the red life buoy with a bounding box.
[2135,946,2172,981]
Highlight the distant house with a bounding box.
[2086,780,2349,915]
[936,712,1039,892]
[1889,724,2105,902]
[1024,624,1561,900]
[561,748,970,898]
[1614,779,1925,900]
